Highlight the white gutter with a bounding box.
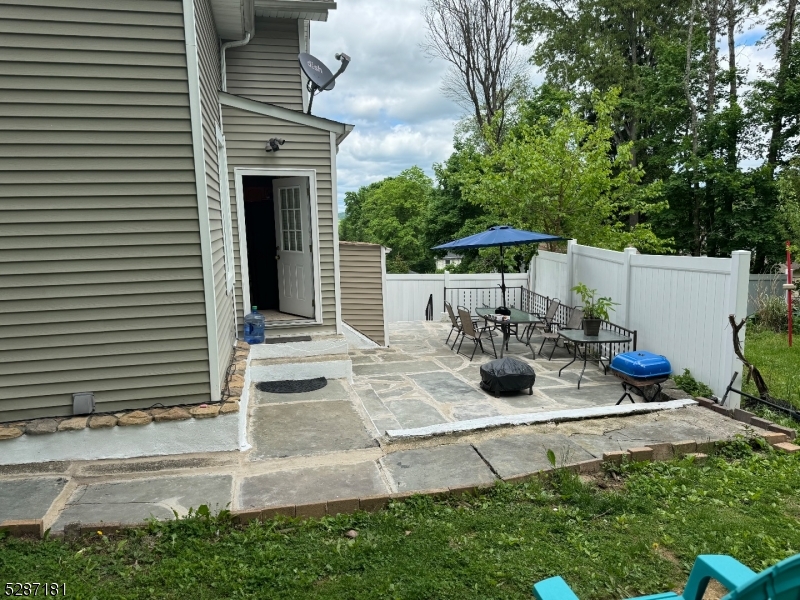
[220,32,252,92]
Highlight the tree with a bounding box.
[516,0,693,184]
[422,0,523,144]
[458,90,671,254]
[765,0,798,166]
[777,158,800,251]
[338,167,436,273]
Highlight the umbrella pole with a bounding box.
[500,245,507,307]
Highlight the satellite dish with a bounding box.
[299,52,336,91]
[297,51,351,115]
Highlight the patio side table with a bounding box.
[476,307,543,358]
[556,329,632,389]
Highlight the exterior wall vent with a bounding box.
[72,392,95,415]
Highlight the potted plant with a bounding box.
[571,283,618,336]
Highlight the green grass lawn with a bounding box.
[3,441,800,599]
[744,326,800,408]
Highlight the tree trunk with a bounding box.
[726,0,738,168]
[705,0,719,115]
[685,0,699,156]
[767,0,798,166]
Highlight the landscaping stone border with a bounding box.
[0,343,250,444]
[694,396,798,441]
[4,430,797,540]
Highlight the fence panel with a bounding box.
[572,245,625,317]
[748,274,786,315]
[385,275,443,323]
[384,273,529,322]
[531,244,749,400]
[627,255,734,397]
[532,250,569,301]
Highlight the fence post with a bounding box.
[722,250,751,409]
[621,247,637,328]
[528,254,536,292]
[565,239,577,306]
[443,269,450,314]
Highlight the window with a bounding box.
[280,187,303,252]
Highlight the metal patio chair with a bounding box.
[521,298,561,346]
[456,307,496,361]
[444,301,462,348]
[538,307,583,360]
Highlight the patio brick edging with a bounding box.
[694,396,797,441]
[6,432,795,540]
[0,342,250,443]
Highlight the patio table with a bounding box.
[557,329,632,389]
[476,307,543,358]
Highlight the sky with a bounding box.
[309,0,779,212]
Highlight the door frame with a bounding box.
[233,168,323,327]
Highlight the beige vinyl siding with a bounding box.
[195,0,235,387]
[221,105,336,335]
[339,242,386,345]
[0,0,210,421]
[224,17,303,110]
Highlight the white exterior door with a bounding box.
[273,177,314,319]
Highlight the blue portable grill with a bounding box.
[610,351,672,404]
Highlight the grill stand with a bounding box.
[612,372,668,405]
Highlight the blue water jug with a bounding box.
[243,306,265,344]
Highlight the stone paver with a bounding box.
[353,360,441,377]
[566,433,628,457]
[53,475,232,531]
[238,462,387,509]
[250,400,376,459]
[252,379,351,405]
[0,478,67,522]
[606,421,716,446]
[381,444,496,492]
[409,371,486,403]
[475,433,595,478]
[384,398,447,429]
[543,383,623,406]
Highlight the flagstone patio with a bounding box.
[351,321,656,435]
[0,321,763,534]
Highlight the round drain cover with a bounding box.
[256,377,328,394]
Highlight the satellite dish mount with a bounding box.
[298,52,350,115]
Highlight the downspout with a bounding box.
[220,32,251,92]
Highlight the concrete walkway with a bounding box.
[0,323,756,533]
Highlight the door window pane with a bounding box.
[280,186,303,252]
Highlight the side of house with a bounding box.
[0,0,349,423]
[0,0,212,421]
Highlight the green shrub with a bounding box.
[672,368,714,397]
[751,292,793,333]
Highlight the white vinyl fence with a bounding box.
[385,273,529,323]
[531,241,751,404]
[385,243,752,406]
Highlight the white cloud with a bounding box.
[310,0,462,209]
[310,0,780,208]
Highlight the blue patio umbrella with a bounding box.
[432,225,565,307]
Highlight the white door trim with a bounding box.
[233,168,323,328]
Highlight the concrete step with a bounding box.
[249,335,348,361]
[249,359,352,383]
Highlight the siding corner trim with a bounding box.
[183,0,222,401]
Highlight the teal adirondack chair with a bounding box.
[533,553,800,600]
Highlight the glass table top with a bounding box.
[557,329,632,344]
[475,307,543,324]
